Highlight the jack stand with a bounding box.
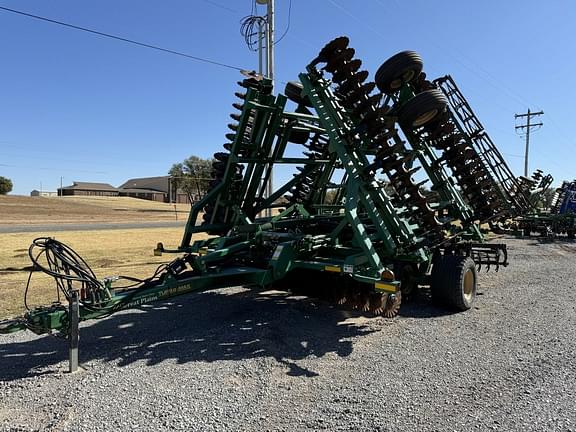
[68,290,79,373]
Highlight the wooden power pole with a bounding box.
[515,109,543,177]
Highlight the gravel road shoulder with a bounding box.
[1,237,575,431]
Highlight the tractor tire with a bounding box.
[375,51,423,95]
[398,89,448,129]
[284,81,313,107]
[431,255,477,311]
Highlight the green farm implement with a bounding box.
[516,179,576,239]
[2,37,516,370]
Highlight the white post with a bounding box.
[266,0,274,216]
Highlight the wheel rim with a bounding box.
[402,69,415,82]
[390,70,416,91]
[390,78,403,90]
[463,268,475,303]
[412,109,438,127]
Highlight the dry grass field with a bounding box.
[0,227,211,319]
[0,196,208,318]
[0,195,191,225]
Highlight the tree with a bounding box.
[532,187,555,211]
[169,156,214,200]
[0,176,13,195]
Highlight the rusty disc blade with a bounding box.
[382,291,402,318]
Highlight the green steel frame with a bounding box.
[1,41,511,374]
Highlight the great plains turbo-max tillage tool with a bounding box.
[1,37,513,369]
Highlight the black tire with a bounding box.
[284,81,313,107]
[398,89,448,129]
[568,230,575,240]
[399,263,418,298]
[431,255,477,311]
[375,51,423,94]
[523,229,531,237]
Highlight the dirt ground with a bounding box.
[0,195,191,225]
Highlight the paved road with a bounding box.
[0,221,186,234]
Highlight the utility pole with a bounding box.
[258,0,274,216]
[266,0,274,216]
[244,0,275,216]
[266,0,274,85]
[515,109,543,177]
[254,0,275,216]
[258,20,264,76]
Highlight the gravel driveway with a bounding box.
[1,237,575,431]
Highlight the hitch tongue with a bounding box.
[0,318,27,334]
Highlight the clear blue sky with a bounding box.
[1,0,575,195]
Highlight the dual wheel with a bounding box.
[375,51,448,129]
[286,51,447,133]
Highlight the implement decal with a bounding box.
[324,265,341,273]
[374,282,396,293]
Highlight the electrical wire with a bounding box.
[0,6,245,72]
[275,0,292,45]
[242,0,292,51]
[200,0,238,14]
[381,1,543,111]
[0,162,106,174]
[329,0,534,110]
[240,14,267,52]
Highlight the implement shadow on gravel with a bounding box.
[0,289,377,381]
[398,288,460,319]
[528,238,576,247]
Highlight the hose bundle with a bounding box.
[26,237,106,310]
[25,237,170,314]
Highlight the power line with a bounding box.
[543,111,576,152]
[0,5,245,72]
[0,162,107,174]
[200,0,238,14]
[335,0,533,111]
[275,0,292,45]
[326,0,388,40]
[515,109,544,177]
